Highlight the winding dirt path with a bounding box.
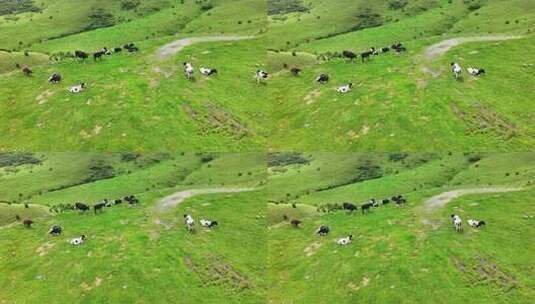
[157,35,255,60]
[422,187,524,213]
[423,35,522,61]
[154,187,256,211]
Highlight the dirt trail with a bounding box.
[423,187,524,213]
[423,35,522,61]
[157,35,255,60]
[154,187,256,211]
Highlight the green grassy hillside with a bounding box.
[267,152,535,303]
[0,152,266,303]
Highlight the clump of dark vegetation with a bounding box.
[0,153,41,167]
[268,152,309,167]
[121,0,140,10]
[388,153,409,162]
[0,0,40,16]
[120,152,140,162]
[85,9,116,30]
[467,154,482,163]
[352,8,383,31]
[84,160,115,183]
[388,0,408,10]
[268,0,309,15]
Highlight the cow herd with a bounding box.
[451,214,486,232]
[451,62,486,80]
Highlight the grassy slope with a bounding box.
[0,152,267,303]
[0,51,49,73]
[267,0,535,151]
[267,152,535,303]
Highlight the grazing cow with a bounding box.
[337,83,353,93]
[200,219,218,228]
[316,225,330,235]
[290,67,302,76]
[361,202,373,214]
[467,67,486,76]
[22,65,33,76]
[467,219,486,228]
[361,47,377,62]
[49,225,62,236]
[290,219,302,227]
[392,43,406,53]
[48,73,62,84]
[199,67,218,76]
[342,50,357,62]
[183,62,194,80]
[123,43,138,53]
[370,198,379,207]
[336,235,353,245]
[255,70,269,83]
[184,214,195,232]
[382,198,390,205]
[93,48,109,61]
[68,82,86,93]
[316,73,329,84]
[451,62,462,79]
[114,199,122,205]
[75,202,90,213]
[342,202,357,212]
[451,214,463,232]
[94,201,106,214]
[114,47,122,53]
[381,47,390,53]
[392,195,406,206]
[23,219,33,228]
[124,195,139,204]
[70,235,86,245]
[74,50,89,61]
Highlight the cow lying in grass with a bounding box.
[49,225,62,236]
[467,219,486,228]
[337,83,353,93]
[200,219,218,228]
[467,67,486,76]
[199,67,218,76]
[48,73,61,84]
[336,235,353,245]
[316,225,330,235]
[451,214,462,232]
[316,73,329,84]
[68,83,86,93]
[70,235,86,245]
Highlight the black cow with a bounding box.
[343,202,357,212]
[381,47,390,53]
[94,201,106,214]
[361,47,377,63]
[74,50,89,61]
[22,66,33,76]
[290,219,302,227]
[381,198,390,205]
[392,195,407,206]
[392,43,406,53]
[124,195,139,204]
[23,219,33,228]
[49,225,62,236]
[361,202,373,214]
[316,225,330,235]
[342,50,357,62]
[48,73,62,83]
[75,202,90,212]
[290,67,302,76]
[114,47,122,53]
[93,48,108,61]
[316,73,329,84]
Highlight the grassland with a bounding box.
[0,152,267,303]
[267,0,535,151]
[266,152,535,303]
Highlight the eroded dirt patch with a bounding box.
[182,101,250,139]
[450,101,518,139]
[451,256,520,292]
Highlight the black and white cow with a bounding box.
[467,219,486,228]
[94,201,106,214]
[467,67,486,76]
[200,219,218,228]
[361,202,373,214]
[337,83,353,93]
[316,225,330,235]
[451,214,462,232]
[48,73,62,83]
[336,235,353,245]
[451,62,462,79]
[70,235,86,245]
[68,83,86,93]
[199,67,218,76]
[183,62,194,80]
[255,70,269,83]
[316,73,329,84]
[184,214,195,232]
[361,47,378,62]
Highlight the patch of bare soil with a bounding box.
[36,89,55,105]
[450,101,518,139]
[184,255,252,291]
[451,256,520,292]
[182,101,250,139]
[303,241,322,257]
